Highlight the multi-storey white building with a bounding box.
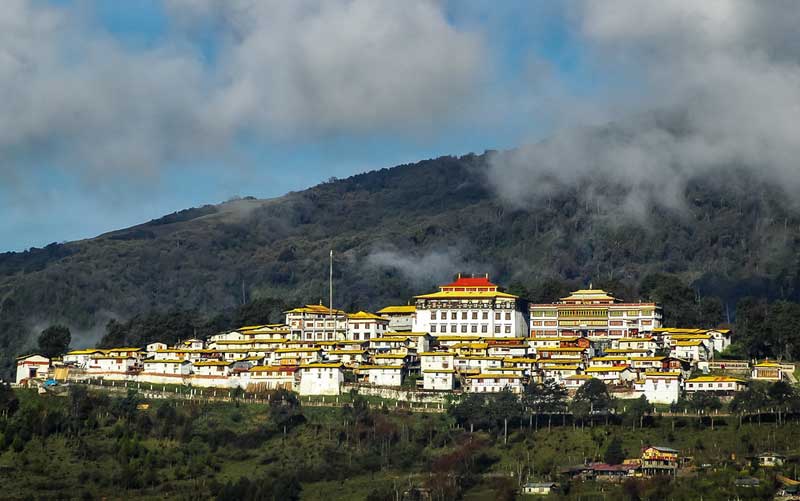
[634,372,681,404]
[285,304,347,341]
[412,275,528,338]
[346,311,389,341]
[298,363,344,395]
[357,365,404,387]
[530,289,662,339]
[465,374,523,394]
[670,341,710,362]
[377,305,416,332]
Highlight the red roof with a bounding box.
[441,276,497,288]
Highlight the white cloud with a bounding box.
[1,0,484,183]
[489,1,800,213]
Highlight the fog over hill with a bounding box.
[3,144,800,376]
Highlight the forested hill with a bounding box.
[3,151,800,375]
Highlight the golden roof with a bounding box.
[686,376,744,383]
[584,366,630,372]
[285,304,346,315]
[347,311,386,321]
[560,289,616,301]
[193,360,233,366]
[414,291,518,300]
[377,305,416,314]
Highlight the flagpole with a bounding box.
[329,250,333,338]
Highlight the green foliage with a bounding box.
[571,379,613,423]
[604,436,625,465]
[448,389,522,432]
[37,324,71,358]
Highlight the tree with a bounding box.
[604,436,625,465]
[0,383,19,417]
[523,378,567,430]
[37,325,71,358]
[571,379,612,427]
[768,380,795,425]
[626,395,650,430]
[689,392,722,429]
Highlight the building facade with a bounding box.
[285,304,348,341]
[530,289,662,339]
[412,275,529,338]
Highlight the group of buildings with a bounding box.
[14,276,794,404]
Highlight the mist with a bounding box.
[488,1,800,216]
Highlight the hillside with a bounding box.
[2,151,800,375]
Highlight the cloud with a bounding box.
[1,0,484,184]
[167,0,484,136]
[488,1,800,215]
[366,246,493,287]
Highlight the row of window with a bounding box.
[431,311,513,321]
[430,324,513,334]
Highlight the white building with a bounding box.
[564,374,593,390]
[530,289,662,338]
[413,275,529,338]
[582,366,637,384]
[180,338,205,350]
[464,374,523,394]
[684,376,746,395]
[707,329,732,354]
[358,365,404,387]
[142,359,192,376]
[423,369,455,390]
[634,372,681,404]
[192,360,234,378]
[247,365,297,390]
[146,342,167,355]
[326,349,369,366]
[377,305,416,332]
[751,361,786,381]
[612,337,658,351]
[487,342,529,359]
[285,304,348,341]
[540,364,581,382]
[15,355,50,384]
[86,355,138,375]
[347,311,389,341]
[670,341,710,362]
[298,363,344,395]
[454,356,503,374]
[63,349,104,368]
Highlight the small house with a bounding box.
[520,482,558,495]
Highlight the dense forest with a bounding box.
[3,151,800,377]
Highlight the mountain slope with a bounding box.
[2,152,800,375]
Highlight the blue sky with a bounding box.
[0,1,628,251]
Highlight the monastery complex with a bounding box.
[15,276,794,404]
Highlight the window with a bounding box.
[481,325,488,333]
[431,311,437,320]
[354,333,359,340]
[495,312,501,320]
[461,325,468,333]
[462,311,468,320]
[494,325,501,334]
[451,325,457,333]
[505,312,511,321]
[431,325,437,333]
[482,311,488,320]
[471,325,477,333]
[472,312,478,320]
[451,312,457,320]
[505,326,511,334]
